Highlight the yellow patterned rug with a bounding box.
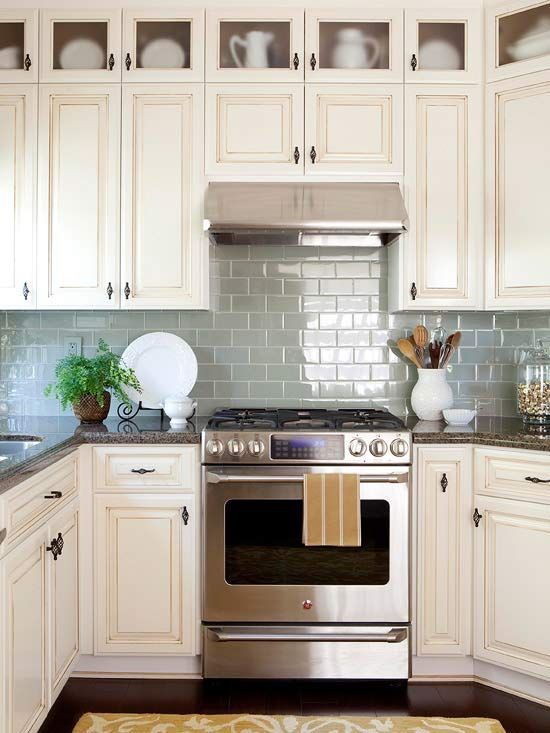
[73,713,506,733]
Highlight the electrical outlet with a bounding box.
[64,336,82,356]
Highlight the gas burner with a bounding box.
[208,408,278,430]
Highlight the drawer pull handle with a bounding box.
[47,532,63,561]
[440,473,448,492]
[473,508,483,527]
[44,491,62,499]
[525,476,550,484]
[182,506,189,525]
[131,468,156,475]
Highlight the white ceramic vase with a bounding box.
[411,368,453,421]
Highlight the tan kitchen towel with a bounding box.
[303,473,361,546]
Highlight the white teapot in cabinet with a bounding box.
[229,30,274,68]
[332,27,381,69]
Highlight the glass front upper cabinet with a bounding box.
[487,0,550,81]
[40,10,122,82]
[305,10,403,82]
[123,9,204,81]
[0,10,38,82]
[405,9,482,83]
[206,8,304,81]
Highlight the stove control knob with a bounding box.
[227,438,245,456]
[206,439,224,456]
[370,438,388,457]
[248,439,265,457]
[391,438,409,457]
[349,438,367,457]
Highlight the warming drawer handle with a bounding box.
[206,472,406,485]
[208,628,407,644]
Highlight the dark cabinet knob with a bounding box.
[310,146,317,164]
[310,53,317,70]
[124,282,131,300]
[182,506,189,525]
[294,146,300,164]
[47,532,64,561]
[473,508,483,527]
[107,282,113,300]
[125,53,132,71]
[22,282,30,300]
[24,54,32,71]
[108,53,115,70]
[410,282,417,300]
[293,53,299,70]
[440,473,448,492]
[411,54,418,71]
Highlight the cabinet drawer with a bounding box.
[2,452,78,549]
[93,446,198,491]
[475,447,550,503]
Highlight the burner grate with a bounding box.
[206,407,406,431]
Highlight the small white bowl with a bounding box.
[443,408,477,426]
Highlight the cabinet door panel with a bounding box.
[474,495,550,679]
[206,84,304,174]
[0,85,36,308]
[121,85,206,309]
[306,84,402,173]
[486,71,550,308]
[37,85,120,309]
[94,494,195,655]
[0,10,38,83]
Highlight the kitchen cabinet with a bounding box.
[0,84,36,309]
[122,9,204,82]
[0,10,38,83]
[206,8,304,82]
[205,83,304,175]
[305,83,403,174]
[486,0,550,82]
[405,8,482,83]
[389,84,483,312]
[121,84,207,309]
[486,69,550,309]
[415,446,472,657]
[39,9,122,83]
[304,9,403,83]
[94,493,196,655]
[36,85,121,309]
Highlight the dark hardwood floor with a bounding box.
[38,679,550,733]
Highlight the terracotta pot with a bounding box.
[72,391,111,423]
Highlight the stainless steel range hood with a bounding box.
[204,182,409,247]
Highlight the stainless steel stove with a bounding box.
[202,407,411,680]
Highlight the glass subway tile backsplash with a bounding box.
[1,246,549,418]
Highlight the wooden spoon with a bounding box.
[397,338,424,369]
[413,324,429,349]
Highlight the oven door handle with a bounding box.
[207,628,407,643]
[206,472,406,485]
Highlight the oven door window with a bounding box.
[225,499,389,585]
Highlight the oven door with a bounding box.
[203,465,409,623]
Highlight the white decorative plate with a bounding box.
[140,37,186,69]
[121,333,197,409]
[59,38,105,70]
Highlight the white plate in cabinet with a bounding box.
[36,85,121,309]
[0,10,38,83]
[486,70,550,309]
[474,447,550,502]
[94,493,196,655]
[122,9,204,82]
[305,84,403,174]
[40,9,122,83]
[389,85,483,312]
[305,9,403,83]
[121,84,207,310]
[92,446,199,491]
[206,8,304,82]
[0,84,36,310]
[404,8,482,83]
[473,494,550,680]
[205,84,304,175]
[487,0,550,82]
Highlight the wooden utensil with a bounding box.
[413,325,429,349]
[397,338,424,369]
[428,341,442,369]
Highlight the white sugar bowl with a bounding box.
[159,394,197,428]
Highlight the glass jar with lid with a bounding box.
[517,339,550,424]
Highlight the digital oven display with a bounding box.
[270,435,345,461]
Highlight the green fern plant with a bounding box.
[45,339,141,411]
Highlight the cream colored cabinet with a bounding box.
[0,10,38,83]
[39,9,122,83]
[486,0,550,82]
[206,83,304,174]
[305,9,404,83]
[0,84,36,309]
[37,85,121,309]
[206,8,304,82]
[1,526,48,733]
[389,85,483,312]
[122,9,204,82]
[415,445,472,657]
[305,83,403,173]
[486,70,550,309]
[121,85,207,309]
[405,9,482,83]
[94,493,196,655]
